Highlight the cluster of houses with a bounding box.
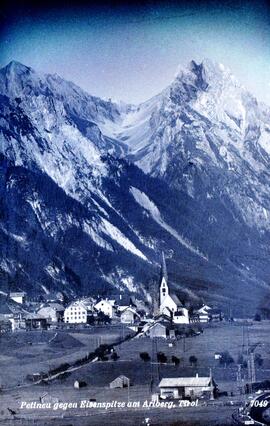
[0,255,223,335]
[0,289,146,332]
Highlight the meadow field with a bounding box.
[1,321,270,425]
[0,325,132,389]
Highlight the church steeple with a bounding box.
[160,252,169,308]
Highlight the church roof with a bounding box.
[154,313,172,322]
[160,252,168,282]
[175,310,185,316]
[171,294,183,307]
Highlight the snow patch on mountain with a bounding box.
[100,218,147,261]
[130,187,208,260]
[82,220,113,251]
[91,198,109,218]
[0,225,27,245]
[40,284,50,294]
[259,127,270,155]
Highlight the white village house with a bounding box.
[9,291,26,304]
[159,254,189,324]
[195,305,212,323]
[159,373,217,400]
[64,301,90,324]
[95,299,115,318]
[120,307,140,324]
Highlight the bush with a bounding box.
[219,351,234,366]
[95,344,110,358]
[157,352,167,364]
[87,315,95,325]
[140,352,151,362]
[254,313,261,322]
[99,355,109,361]
[97,312,111,324]
[49,363,70,376]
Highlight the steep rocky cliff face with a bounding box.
[1,60,270,314]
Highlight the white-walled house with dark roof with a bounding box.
[94,299,115,318]
[64,301,89,324]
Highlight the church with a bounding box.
[159,253,189,324]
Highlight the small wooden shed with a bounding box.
[74,380,87,389]
[109,375,130,389]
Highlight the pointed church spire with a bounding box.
[161,251,168,281]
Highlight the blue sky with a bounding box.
[1,1,270,104]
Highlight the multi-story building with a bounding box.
[64,301,89,324]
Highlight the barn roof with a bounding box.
[110,375,130,383]
[159,376,213,388]
[38,303,64,311]
[121,307,139,316]
[25,313,47,320]
[149,321,167,330]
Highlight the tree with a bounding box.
[189,355,198,366]
[157,352,167,364]
[254,313,261,322]
[172,355,180,365]
[140,352,151,362]
[255,353,263,367]
[237,354,247,368]
[97,311,111,324]
[219,351,234,366]
[237,354,244,365]
[100,355,108,361]
[111,352,119,361]
[87,315,95,325]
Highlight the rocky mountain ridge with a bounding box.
[0,59,270,314]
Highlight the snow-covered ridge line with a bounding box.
[130,187,208,261]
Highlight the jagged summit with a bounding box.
[2,60,32,73]
[169,59,242,102]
